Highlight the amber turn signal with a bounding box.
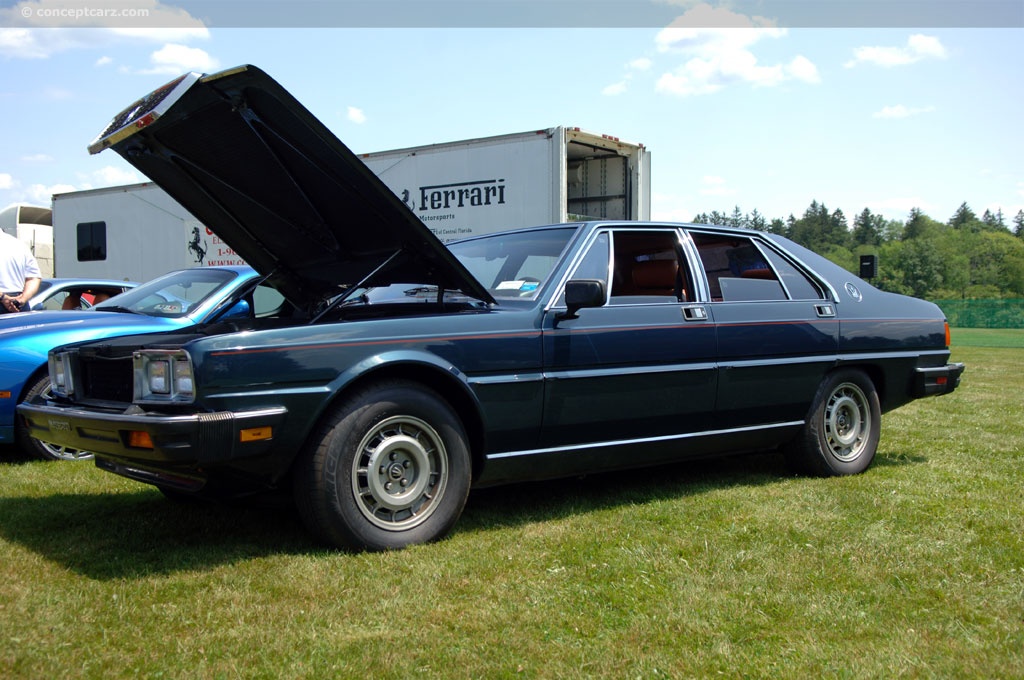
[128,431,154,449]
[239,427,272,443]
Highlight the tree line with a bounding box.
[692,202,1024,300]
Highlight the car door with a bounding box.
[686,230,839,430]
[540,227,718,450]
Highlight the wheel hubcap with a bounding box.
[40,441,93,461]
[823,382,870,462]
[352,416,447,531]
[38,383,92,461]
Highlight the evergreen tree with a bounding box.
[981,208,1006,230]
[749,209,767,232]
[830,208,849,243]
[852,207,881,246]
[729,205,746,229]
[949,202,979,230]
[709,210,729,226]
[879,218,905,243]
[681,199,1021,297]
[904,207,944,240]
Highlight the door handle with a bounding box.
[682,305,708,321]
[815,303,836,318]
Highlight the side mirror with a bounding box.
[221,298,252,321]
[556,279,606,326]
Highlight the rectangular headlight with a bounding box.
[134,350,195,403]
[149,360,170,394]
[173,361,194,396]
[48,351,75,397]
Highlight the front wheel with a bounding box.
[785,370,881,477]
[293,381,471,551]
[16,374,93,461]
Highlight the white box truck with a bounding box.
[360,126,650,241]
[52,127,650,280]
[0,204,55,277]
[52,182,246,282]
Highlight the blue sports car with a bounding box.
[1,266,281,459]
[25,278,138,312]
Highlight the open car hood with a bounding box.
[89,65,494,308]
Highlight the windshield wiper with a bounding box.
[95,305,139,314]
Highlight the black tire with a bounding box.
[293,381,471,551]
[16,374,93,461]
[785,369,881,477]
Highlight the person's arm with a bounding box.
[4,277,41,310]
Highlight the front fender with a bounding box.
[0,345,48,432]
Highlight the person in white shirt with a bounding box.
[1,230,42,313]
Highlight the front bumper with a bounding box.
[914,362,965,398]
[16,401,288,465]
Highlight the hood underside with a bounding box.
[89,65,494,308]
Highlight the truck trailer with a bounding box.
[52,182,246,282]
[52,127,650,280]
[359,126,650,241]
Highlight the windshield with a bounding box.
[93,268,238,318]
[448,227,577,299]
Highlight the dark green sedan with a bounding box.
[20,66,963,551]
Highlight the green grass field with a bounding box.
[1,331,1021,678]
[952,327,1024,348]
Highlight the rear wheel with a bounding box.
[16,374,93,461]
[786,370,880,476]
[293,381,471,551]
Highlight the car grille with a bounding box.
[79,356,134,404]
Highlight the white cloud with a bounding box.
[602,81,629,96]
[140,43,218,75]
[27,182,76,204]
[872,104,936,119]
[650,190,697,223]
[21,154,53,162]
[95,55,112,66]
[0,165,140,206]
[699,175,736,197]
[603,57,652,96]
[845,34,947,68]
[0,1,209,59]
[786,55,820,84]
[90,165,141,186]
[653,4,816,97]
[866,196,934,217]
[1016,182,1024,198]
[347,106,367,124]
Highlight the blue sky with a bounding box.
[1,0,1022,228]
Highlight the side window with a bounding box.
[77,221,107,262]
[43,292,70,311]
[557,232,610,307]
[761,247,825,300]
[571,232,611,287]
[609,230,690,304]
[691,232,786,302]
[252,283,287,316]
